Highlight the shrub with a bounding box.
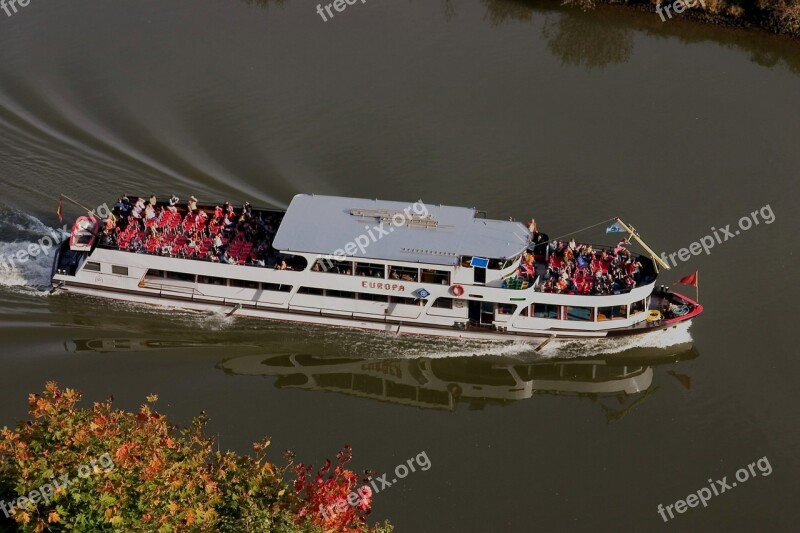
[0,383,392,533]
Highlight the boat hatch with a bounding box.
[69,216,99,252]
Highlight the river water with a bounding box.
[1,0,799,531]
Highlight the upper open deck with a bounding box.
[97,197,289,267]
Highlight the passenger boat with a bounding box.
[50,194,702,342]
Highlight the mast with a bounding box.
[613,217,670,271]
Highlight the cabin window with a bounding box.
[264,283,293,292]
[531,304,560,319]
[390,296,417,305]
[298,286,324,295]
[432,297,454,309]
[598,305,627,321]
[566,306,593,321]
[230,279,259,289]
[145,269,165,278]
[460,256,472,267]
[497,303,516,315]
[359,293,389,302]
[313,259,352,275]
[488,259,513,270]
[111,265,128,276]
[389,266,418,282]
[165,271,196,282]
[355,262,385,278]
[326,289,356,299]
[83,262,101,272]
[198,275,226,286]
[421,269,450,285]
[630,299,646,315]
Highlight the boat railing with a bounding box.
[139,279,204,298]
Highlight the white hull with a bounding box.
[56,283,612,342]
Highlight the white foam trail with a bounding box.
[536,321,694,359]
[0,208,63,290]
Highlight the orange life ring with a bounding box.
[451,284,465,297]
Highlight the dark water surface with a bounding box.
[1,0,799,531]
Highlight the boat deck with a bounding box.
[98,201,289,268]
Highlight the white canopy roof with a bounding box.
[272,194,530,266]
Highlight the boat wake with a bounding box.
[0,207,62,292]
[535,321,694,360]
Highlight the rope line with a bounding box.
[530,217,619,249]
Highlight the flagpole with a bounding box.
[696,271,699,303]
[613,218,670,270]
[59,194,96,215]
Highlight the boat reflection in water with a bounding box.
[218,345,698,420]
[67,333,697,422]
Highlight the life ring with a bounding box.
[646,310,662,323]
[451,284,465,297]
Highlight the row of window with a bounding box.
[144,269,455,305]
[145,269,292,292]
[518,299,647,321]
[84,262,129,276]
[459,256,517,270]
[312,260,451,285]
[95,265,644,319]
[298,286,450,306]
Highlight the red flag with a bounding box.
[674,272,698,287]
[56,199,63,223]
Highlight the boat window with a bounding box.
[359,293,389,302]
[198,275,226,286]
[355,262,385,278]
[566,306,593,321]
[165,271,196,283]
[298,286,324,295]
[460,256,472,267]
[230,279,259,289]
[145,269,165,278]
[497,303,516,315]
[264,283,293,292]
[111,265,128,276]
[421,269,450,285]
[388,266,418,282]
[531,304,559,319]
[326,290,356,299]
[488,258,513,270]
[390,296,417,305]
[83,262,101,272]
[630,299,646,315]
[597,305,627,321]
[313,259,353,274]
[432,297,453,309]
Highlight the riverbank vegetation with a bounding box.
[0,383,392,532]
[562,0,799,37]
